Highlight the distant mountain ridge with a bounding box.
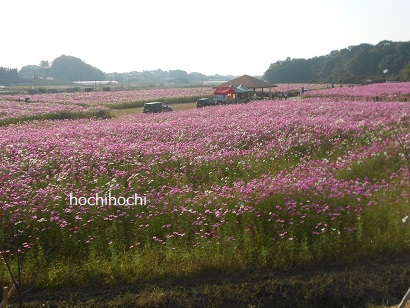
[1,55,237,86]
[18,55,105,83]
[2,40,410,85]
[264,40,410,84]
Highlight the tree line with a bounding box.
[3,41,410,86]
[0,55,229,86]
[264,40,410,84]
[0,67,20,85]
[19,55,105,83]
[0,55,105,85]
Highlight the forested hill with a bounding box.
[264,40,410,84]
[18,55,105,83]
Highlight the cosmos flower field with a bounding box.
[0,87,213,125]
[1,83,409,286]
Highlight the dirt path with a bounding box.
[110,98,302,118]
[110,102,197,118]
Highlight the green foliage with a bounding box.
[107,95,204,109]
[0,66,20,85]
[334,152,402,181]
[0,109,111,126]
[264,57,320,84]
[50,55,105,82]
[264,40,410,84]
[18,55,106,83]
[401,61,410,81]
[37,87,47,94]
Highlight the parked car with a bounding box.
[143,102,173,113]
[196,98,212,108]
[299,87,312,95]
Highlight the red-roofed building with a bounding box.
[213,84,255,104]
[213,86,237,104]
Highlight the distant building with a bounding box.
[73,81,118,86]
[218,75,277,99]
[203,80,228,86]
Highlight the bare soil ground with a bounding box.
[7,255,410,307]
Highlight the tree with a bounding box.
[39,60,50,68]
[19,65,50,81]
[50,55,105,81]
[169,69,189,84]
[401,61,410,81]
[264,40,410,84]
[0,67,20,85]
[188,72,207,83]
[264,58,317,83]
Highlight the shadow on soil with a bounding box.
[9,254,410,307]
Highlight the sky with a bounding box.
[1,0,410,76]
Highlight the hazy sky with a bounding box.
[1,0,409,76]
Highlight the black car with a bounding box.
[196,98,212,108]
[143,102,173,113]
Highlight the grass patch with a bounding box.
[0,109,111,126]
[335,152,402,181]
